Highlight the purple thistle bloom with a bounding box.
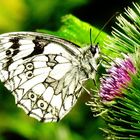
[100,58,136,101]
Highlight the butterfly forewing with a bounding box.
[0,32,92,122]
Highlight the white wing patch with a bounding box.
[0,32,99,122]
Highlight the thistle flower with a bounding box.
[88,2,140,140]
[100,58,136,101]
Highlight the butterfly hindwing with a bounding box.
[0,32,87,122]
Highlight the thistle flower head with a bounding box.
[88,3,140,140]
[100,57,136,101]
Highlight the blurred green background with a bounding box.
[0,0,137,140]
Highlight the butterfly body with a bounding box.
[0,32,99,122]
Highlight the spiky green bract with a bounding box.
[109,3,140,54]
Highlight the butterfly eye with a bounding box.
[28,92,37,101]
[37,100,47,110]
[26,63,34,70]
[26,71,33,79]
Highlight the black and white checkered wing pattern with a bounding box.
[0,32,87,122]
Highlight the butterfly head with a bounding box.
[85,43,100,79]
[81,43,100,80]
[89,28,100,61]
[89,42,100,67]
[90,43,100,59]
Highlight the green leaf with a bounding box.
[38,14,108,48]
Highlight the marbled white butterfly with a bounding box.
[0,32,99,122]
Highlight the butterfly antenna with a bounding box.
[93,12,119,44]
[90,28,93,47]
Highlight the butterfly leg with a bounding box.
[78,80,93,97]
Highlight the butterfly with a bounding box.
[0,32,100,122]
